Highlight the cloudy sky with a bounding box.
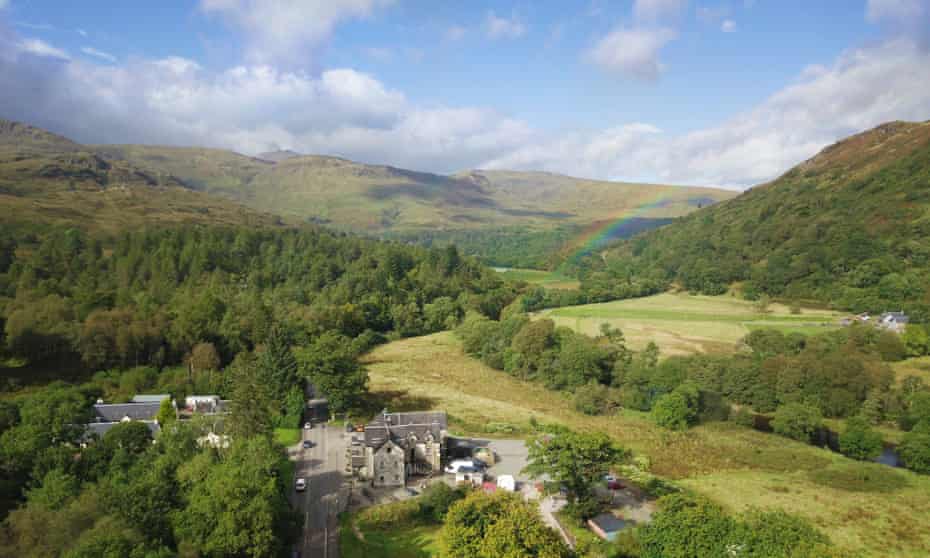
[1,0,928,189]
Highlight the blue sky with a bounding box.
[1,0,928,188]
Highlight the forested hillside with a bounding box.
[595,120,930,317]
[0,226,516,388]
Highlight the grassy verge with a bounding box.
[362,332,930,557]
[339,500,441,558]
[539,292,841,356]
[273,428,301,447]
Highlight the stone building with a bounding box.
[351,410,448,487]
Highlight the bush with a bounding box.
[651,383,699,430]
[573,382,612,416]
[418,483,466,523]
[899,421,930,474]
[772,402,822,443]
[733,407,755,428]
[638,494,736,558]
[355,499,422,530]
[838,416,883,461]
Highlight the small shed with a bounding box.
[588,513,630,542]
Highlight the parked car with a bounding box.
[304,422,313,430]
[445,459,484,474]
[295,478,307,492]
[302,440,313,449]
[605,475,623,490]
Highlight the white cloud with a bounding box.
[199,0,392,66]
[17,38,69,60]
[633,0,688,22]
[81,46,116,63]
[76,28,88,37]
[485,11,526,39]
[721,19,736,32]
[444,25,466,42]
[587,27,676,80]
[1,24,928,191]
[489,39,930,188]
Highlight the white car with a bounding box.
[445,459,482,474]
[295,478,307,492]
[304,422,313,430]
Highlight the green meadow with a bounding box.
[539,292,842,356]
[494,267,581,290]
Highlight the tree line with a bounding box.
[456,309,930,476]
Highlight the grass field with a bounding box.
[494,267,581,290]
[339,501,441,558]
[539,292,842,356]
[893,357,930,386]
[362,332,930,557]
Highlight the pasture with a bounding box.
[538,292,842,356]
[494,267,581,290]
[362,332,930,557]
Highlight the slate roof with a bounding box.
[364,411,447,449]
[93,402,161,422]
[590,513,628,533]
[130,394,171,404]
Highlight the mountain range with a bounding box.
[0,118,733,239]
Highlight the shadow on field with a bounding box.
[355,389,439,418]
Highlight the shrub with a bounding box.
[418,483,467,523]
[838,416,883,461]
[573,382,611,416]
[638,494,736,558]
[899,421,930,474]
[733,407,755,428]
[652,383,699,430]
[772,402,822,443]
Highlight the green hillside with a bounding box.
[0,121,281,234]
[95,142,734,233]
[599,120,930,317]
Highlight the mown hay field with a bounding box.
[538,292,843,356]
[363,332,930,557]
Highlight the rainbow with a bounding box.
[559,195,679,268]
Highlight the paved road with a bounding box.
[291,424,348,558]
